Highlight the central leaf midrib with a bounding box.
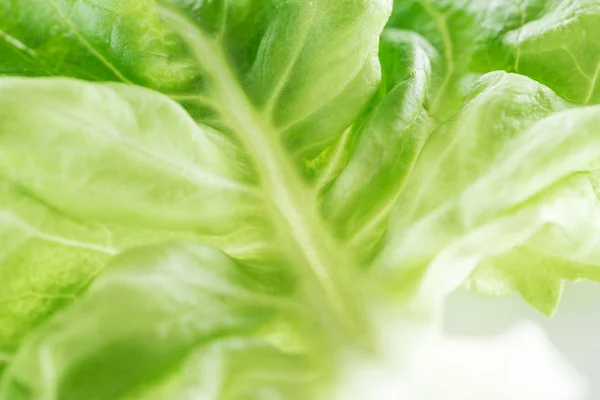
[209,47,357,333]
[160,7,363,336]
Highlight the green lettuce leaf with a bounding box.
[375,73,600,311]
[0,77,278,355]
[0,182,115,353]
[504,0,600,104]
[388,0,600,111]
[0,243,311,399]
[1,1,599,398]
[0,0,197,89]
[322,29,435,258]
[386,0,535,118]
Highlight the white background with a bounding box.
[445,282,600,399]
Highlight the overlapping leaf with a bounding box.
[0,1,599,399]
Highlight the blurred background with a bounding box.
[445,282,600,399]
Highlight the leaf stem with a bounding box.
[159,6,368,342]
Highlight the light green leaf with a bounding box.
[0,243,302,400]
[0,2,393,391]
[0,0,197,90]
[0,183,114,353]
[387,0,548,119]
[373,73,568,297]
[0,77,273,355]
[1,0,391,164]
[375,73,600,312]
[129,339,317,400]
[160,0,391,165]
[376,72,567,263]
[468,246,597,316]
[0,78,260,233]
[504,0,600,104]
[387,0,480,118]
[3,1,600,398]
[322,29,434,258]
[467,172,600,315]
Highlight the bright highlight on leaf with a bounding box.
[0,0,598,398]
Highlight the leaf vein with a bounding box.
[46,0,132,83]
